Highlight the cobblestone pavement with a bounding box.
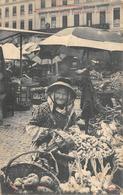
[0,109,32,169]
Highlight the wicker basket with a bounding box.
[0,151,61,194]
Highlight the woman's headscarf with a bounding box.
[46,77,76,114]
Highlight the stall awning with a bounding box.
[0,27,53,77]
[1,43,25,60]
[0,27,52,42]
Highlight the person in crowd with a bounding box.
[76,65,106,134]
[0,47,6,124]
[26,77,77,182]
[2,65,15,118]
[0,73,6,124]
[58,56,72,77]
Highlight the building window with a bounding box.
[20,5,24,15]
[5,0,9,3]
[20,20,24,29]
[28,4,33,14]
[86,12,92,26]
[51,0,56,7]
[5,22,9,27]
[41,17,45,28]
[41,0,45,8]
[100,11,106,25]
[12,21,16,28]
[62,15,67,28]
[5,7,9,17]
[0,9,1,18]
[113,7,120,20]
[28,19,33,30]
[63,0,67,5]
[51,16,56,28]
[74,14,79,26]
[13,6,16,16]
[74,0,79,4]
[113,7,120,27]
[0,23,2,27]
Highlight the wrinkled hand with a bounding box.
[55,130,75,151]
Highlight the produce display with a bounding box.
[91,71,123,90]
[25,103,122,194]
[2,105,123,194]
[12,173,55,194]
[57,124,122,194]
[1,70,123,194]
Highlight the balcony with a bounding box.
[37,1,111,15]
[37,4,82,14]
[85,0,110,3]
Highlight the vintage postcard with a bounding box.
[0,0,123,194]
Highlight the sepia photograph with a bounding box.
[0,0,123,194]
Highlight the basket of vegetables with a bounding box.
[0,151,61,194]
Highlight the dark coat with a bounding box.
[79,69,98,119]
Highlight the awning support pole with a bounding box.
[20,33,23,78]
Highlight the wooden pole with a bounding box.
[86,48,90,66]
[20,33,23,78]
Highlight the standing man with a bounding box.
[58,56,72,77]
[76,66,105,134]
[0,75,5,124]
[0,47,6,125]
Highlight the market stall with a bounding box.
[0,27,123,194]
[0,28,52,113]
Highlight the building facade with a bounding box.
[0,0,123,32]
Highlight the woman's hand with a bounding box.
[55,130,75,151]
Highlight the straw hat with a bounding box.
[47,77,76,99]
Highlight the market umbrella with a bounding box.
[39,27,123,54]
[22,42,40,55]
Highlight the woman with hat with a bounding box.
[27,77,76,130]
[26,77,77,181]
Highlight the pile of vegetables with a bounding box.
[28,116,123,194]
[41,121,122,194]
[91,71,123,93]
[69,130,114,159]
[12,173,57,194]
[6,119,123,194]
[60,164,120,194]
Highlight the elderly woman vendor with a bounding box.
[26,77,77,181]
[27,77,76,130]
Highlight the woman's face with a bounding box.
[54,87,68,106]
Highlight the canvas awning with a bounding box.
[40,27,123,52]
[0,27,52,77]
[22,42,40,55]
[1,43,25,60]
[0,27,52,43]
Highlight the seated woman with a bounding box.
[26,77,77,182]
[27,77,76,130]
